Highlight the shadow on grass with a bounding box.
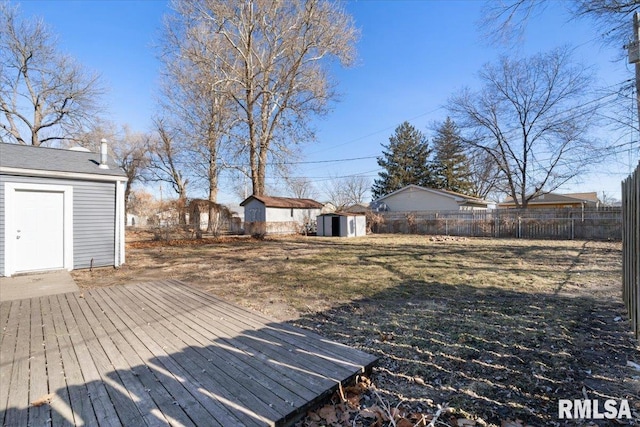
[293,280,639,426]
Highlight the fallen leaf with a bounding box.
[317,405,338,424]
[360,406,380,420]
[307,411,321,422]
[457,418,476,426]
[397,418,415,427]
[346,393,360,407]
[31,393,55,407]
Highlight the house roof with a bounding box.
[500,192,600,206]
[0,143,127,179]
[342,203,370,213]
[562,192,600,203]
[240,195,324,209]
[374,185,490,207]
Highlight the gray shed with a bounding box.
[317,213,366,237]
[0,143,127,277]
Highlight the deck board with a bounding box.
[4,299,30,427]
[0,280,378,426]
[27,297,50,427]
[129,284,311,405]
[93,287,245,427]
[137,282,332,397]
[0,300,20,424]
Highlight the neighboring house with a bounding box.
[240,195,324,235]
[0,142,127,277]
[498,192,601,209]
[321,202,337,214]
[317,213,366,237]
[371,185,490,212]
[342,203,370,214]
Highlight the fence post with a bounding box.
[571,218,574,240]
[518,216,522,238]
[621,162,640,339]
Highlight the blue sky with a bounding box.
[14,0,639,203]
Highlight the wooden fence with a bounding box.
[622,162,640,339]
[371,208,622,240]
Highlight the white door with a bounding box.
[14,190,65,273]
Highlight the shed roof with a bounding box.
[240,195,323,209]
[0,143,127,178]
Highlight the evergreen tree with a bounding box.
[432,117,473,195]
[371,122,435,199]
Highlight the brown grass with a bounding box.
[71,232,639,426]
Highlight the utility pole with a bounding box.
[629,12,640,129]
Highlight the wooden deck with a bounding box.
[0,280,377,426]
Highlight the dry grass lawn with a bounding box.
[72,232,639,426]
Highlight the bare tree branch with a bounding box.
[449,48,601,208]
[0,2,104,146]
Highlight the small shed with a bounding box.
[0,143,127,277]
[240,195,323,235]
[317,213,366,237]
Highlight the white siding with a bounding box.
[349,216,367,237]
[265,207,321,224]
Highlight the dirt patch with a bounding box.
[71,233,639,426]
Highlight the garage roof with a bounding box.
[0,143,127,178]
[240,195,324,209]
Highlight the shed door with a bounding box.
[14,190,65,273]
[331,216,340,236]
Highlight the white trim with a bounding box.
[4,182,73,277]
[0,166,127,182]
[115,180,126,266]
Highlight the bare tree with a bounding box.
[342,175,370,206]
[0,2,103,146]
[468,148,501,200]
[324,175,370,210]
[111,128,151,213]
[73,121,150,213]
[160,6,240,232]
[285,177,318,199]
[481,0,637,50]
[169,0,358,196]
[480,0,639,129]
[449,48,600,208]
[479,0,547,46]
[145,119,190,224]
